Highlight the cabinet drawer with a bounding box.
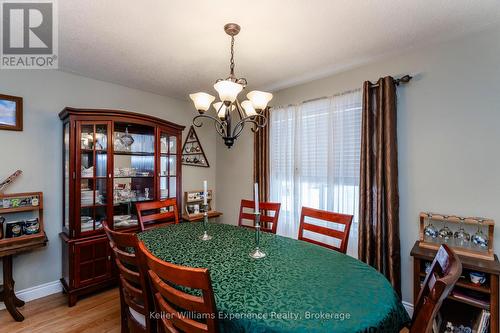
[73,237,112,288]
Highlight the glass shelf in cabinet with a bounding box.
[114,175,154,179]
[113,198,154,205]
[113,151,155,156]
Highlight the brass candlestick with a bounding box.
[199,204,212,241]
[249,212,266,259]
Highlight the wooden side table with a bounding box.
[411,241,500,332]
[182,211,222,222]
[0,236,48,321]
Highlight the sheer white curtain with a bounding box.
[269,89,362,257]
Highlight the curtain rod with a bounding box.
[271,75,412,110]
[272,87,362,109]
[369,74,412,88]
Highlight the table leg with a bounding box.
[2,255,25,322]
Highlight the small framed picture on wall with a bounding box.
[0,94,23,131]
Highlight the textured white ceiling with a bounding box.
[59,0,500,99]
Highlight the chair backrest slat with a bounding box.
[121,276,146,312]
[149,272,207,313]
[114,246,138,266]
[116,259,141,284]
[138,241,219,333]
[156,295,209,333]
[136,198,179,231]
[140,211,177,223]
[298,207,353,254]
[302,222,346,240]
[409,244,462,333]
[103,222,153,333]
[238,199,281,234]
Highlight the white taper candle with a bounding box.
[203,180,208,205]
[254,182,259,212]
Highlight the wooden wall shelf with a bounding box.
[0,192,47,322]
[0,192,46,253]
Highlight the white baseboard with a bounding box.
[0,280,62,311]
[402,300,414,317]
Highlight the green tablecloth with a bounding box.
[139,223,409,333]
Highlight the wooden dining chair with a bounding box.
[298,207,353,254]
[136,198,179,232]
[238,199,281,234]
[103,221,155,333]
[138,241,219,333]
[401,244,462,333]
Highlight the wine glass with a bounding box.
[454,217,471,247]
[423,213,438,242]
[471,218,489,249]
[438,215,453,244]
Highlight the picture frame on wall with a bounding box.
[0,94,23,131]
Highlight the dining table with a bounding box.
[138,222,410,333]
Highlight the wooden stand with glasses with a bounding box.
[419,212,494,261]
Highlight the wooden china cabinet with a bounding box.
[59,108,184,306]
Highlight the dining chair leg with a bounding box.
[119,281,129,333]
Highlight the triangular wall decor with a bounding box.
[181,126,209,167]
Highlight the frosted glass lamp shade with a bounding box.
[189,92,215,113]
[213,102,226,120]
[213,102,235,120]
[241,100,257,117]
[214,80,243,103]
[247,90,273,111]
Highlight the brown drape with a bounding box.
[358,76,402,297]
[253,108,270,202]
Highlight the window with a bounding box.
[269,89,362,257]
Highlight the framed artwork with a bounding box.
[0,94,23,131]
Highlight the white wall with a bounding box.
[216,130,254,226]
[216,23,500,304]
[0,70,216,291]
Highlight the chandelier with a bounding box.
[189,23,273,148]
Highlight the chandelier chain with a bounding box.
[230,36,235,76]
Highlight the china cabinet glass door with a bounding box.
[112,122,155,229]
[159,130,178,203]
[76,121,111,235]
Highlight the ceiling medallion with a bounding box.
[189,23,273,148]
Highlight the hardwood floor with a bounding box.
[0,288,121,333]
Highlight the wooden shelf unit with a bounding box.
[411,242,500,332]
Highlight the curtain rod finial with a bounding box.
[396,75,412,85]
